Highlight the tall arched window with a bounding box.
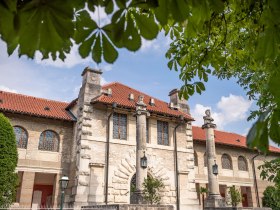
[38,130,59,152]
[194,151,198,167]
[238,156,248,171]
[221,154,232,169]
[204,153,207,167]
[13,126,28,149]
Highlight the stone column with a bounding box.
[19,171,35,207]
[202,109,225,208]
[131,95,149,204]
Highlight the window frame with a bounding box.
[113,113,127,140]
[237,156,248,171]
[13,126,28,149]
[157,120,169,146]
[38,130,60,152]
[221,153,232,170]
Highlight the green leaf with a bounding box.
[133,11,159,40]
[92,34,102,63]
[247,110,270,153]
[102,33,118,63]
[154,0,168,26]
[169,0,189,22]
[74,10,98,44]
[79,35,95,58]
[123,13,141,51]
[105,0,114,14]
[269,109,280,144]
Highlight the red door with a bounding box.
[242,193,248,207]
[33,185,53,208]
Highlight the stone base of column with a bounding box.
[205,194,225,208]
[130,190,147,204]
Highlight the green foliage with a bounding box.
[199,186,208,195]
[262,186,280,210]
[258,158,280,205]
[1,0,280,151]
[142,176,165,205]
[226,186,242,207]
[0,113,18,208]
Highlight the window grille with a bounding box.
[238,156,248,171]
[204,153,207,167]
[113,113,127,140]
[13,126,28,149]
[221,154,232,169]
[157,120,169,145]
[194,151,198,166]
[38,130,59,152]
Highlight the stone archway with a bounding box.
[111,149,173,204]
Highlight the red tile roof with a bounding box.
[0,91,74,121]
[192,126,280,153]
[93,82,193,120]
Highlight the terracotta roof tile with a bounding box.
[192,126,280,153]
[94,82,193,120]
[0,91,74,121]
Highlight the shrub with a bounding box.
[262,186,280,210]
[0,113,18,208]
[226,186,242,207]
[142,176,165,204]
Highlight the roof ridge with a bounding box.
[103,82,170,105]
[0,90,69,105]
[192,125,245,137]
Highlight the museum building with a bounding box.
[0,67,279,209]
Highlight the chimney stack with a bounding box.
[168,89,190,114]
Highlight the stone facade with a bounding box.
[4,113,74,208]
[1,67,278,210]
[194,141,278,208]
[68,68,199,209]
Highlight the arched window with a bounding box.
[194,151,198,166]
[221,154,232,169]
[238,156,248,171]
[13,126,28,149]
[38,130,59,152]
[204,153,207,167]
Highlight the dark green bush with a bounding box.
[0,113,18,208]
[262,186,280,210]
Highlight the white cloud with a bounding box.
[191,94,252,130]
[140,38,160,52]
[0,85,18,93]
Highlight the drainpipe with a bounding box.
[174,115,184,210]
[105,102,117,205]
[252,152,260,207]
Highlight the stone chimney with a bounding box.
[78,67,102,105]
[168,88,190,114]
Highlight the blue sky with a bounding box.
[0,33,255,137]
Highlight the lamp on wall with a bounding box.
[140,151,147,169]
[59,175,69,210]
[212,160,218,176]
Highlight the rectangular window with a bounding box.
[157,120,169,145]
[113,113,127,140]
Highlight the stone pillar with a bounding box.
[73,67,103,208]
[202,110,225,208]
[131,95,149,204]
[19,171,35,207]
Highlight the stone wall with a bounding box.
[1,112,74,207]
[83,204,174,210]
[193,141,279,208]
